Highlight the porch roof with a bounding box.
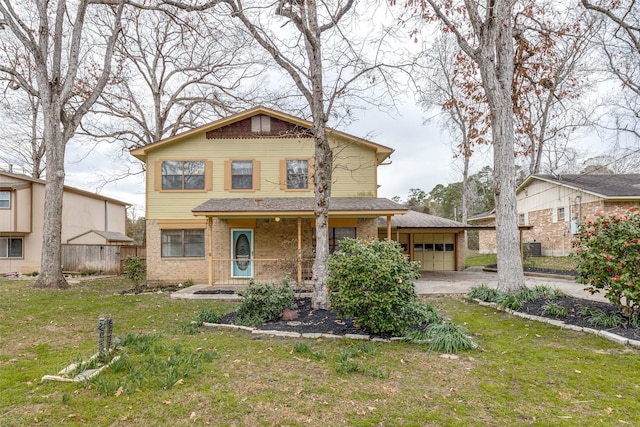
[192,197,407,218]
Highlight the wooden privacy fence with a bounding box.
[61,245,146,275]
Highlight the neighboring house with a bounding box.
[130,106,407,286]
[0,170,130,274]
[66,230,134,245]
[472,174,640,256]
[377,210,471,271]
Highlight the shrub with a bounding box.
[235,278,295,326]
[123,256,146,284]
[326,238,421,336]
[573,209,640,317]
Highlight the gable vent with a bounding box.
[251,115,271,133]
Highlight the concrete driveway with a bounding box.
[172,267,607,302]
[415,267,606,302]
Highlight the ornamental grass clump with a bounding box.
[573,208,640,317]
[326,238,421,336]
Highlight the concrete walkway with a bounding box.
[171,267,607,303]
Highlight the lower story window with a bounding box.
[313,227,357,254]
[161,229,204,257]
[0,237,23,258]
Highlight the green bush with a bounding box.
[123,256,146,284]
[326,238,421,336]
[573,209,640,317]
[235,278,296,326]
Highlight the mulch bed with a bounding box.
[512,295,640,341]
[218,297,373,336]
[217,295,640,342]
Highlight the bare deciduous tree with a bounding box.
[581,0,640,165]
[0,31,46,177]
[169,0,402,309]
[0,0,124,289]
[394,0,526,291]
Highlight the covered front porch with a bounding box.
[191,197,406,287]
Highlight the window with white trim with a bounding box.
[0,191,9,208]
[518,213,526,225]
[557,207,565,221]
[0,237,23,258]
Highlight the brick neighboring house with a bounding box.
[472,174,640,256]
[130,107,408,287]
[0,170,130,274]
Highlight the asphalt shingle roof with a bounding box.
[378,209,472,228]
[192,197,406,214]
[533,174,640,198]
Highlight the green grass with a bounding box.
[465,251,497,267]
[1,277,640,426]
[465,250,576,271]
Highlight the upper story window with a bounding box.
[232,160,253,189]
[225,159,260,191]
[287,160,309,189]
[161,161,205,190]
[0,237,22,258]
[557,207,565,221]
[0,191,9,208]
[518,213,526,225]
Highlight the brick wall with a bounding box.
[477,201,640,256]
[357,218,378,241]
[145,219,210,285]
[477,219,497,254]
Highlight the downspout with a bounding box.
[104,200,108,231]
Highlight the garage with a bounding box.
[379,210,475,271]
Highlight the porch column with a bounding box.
[386,215,392,240]
[297,216,302,285]
[208,216,213,287]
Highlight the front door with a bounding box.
[232,229,253,277]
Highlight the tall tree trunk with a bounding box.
[34,99,69,289]
[476,0,526,291]
[307,2,331,310]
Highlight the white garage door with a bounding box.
[412,234,456,271]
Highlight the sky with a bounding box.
[61,100,473,219]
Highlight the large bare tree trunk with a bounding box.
[475,0,525,291]
[34,106,68,288]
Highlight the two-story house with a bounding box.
[473,174,640,256]
[0,170,131,275]
[131,107,407,286]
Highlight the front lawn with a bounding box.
[465,250,577,272]
[1,277,639,426]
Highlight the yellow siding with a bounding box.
[146,134,379,219]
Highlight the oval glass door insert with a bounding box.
[235,233,250,271]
